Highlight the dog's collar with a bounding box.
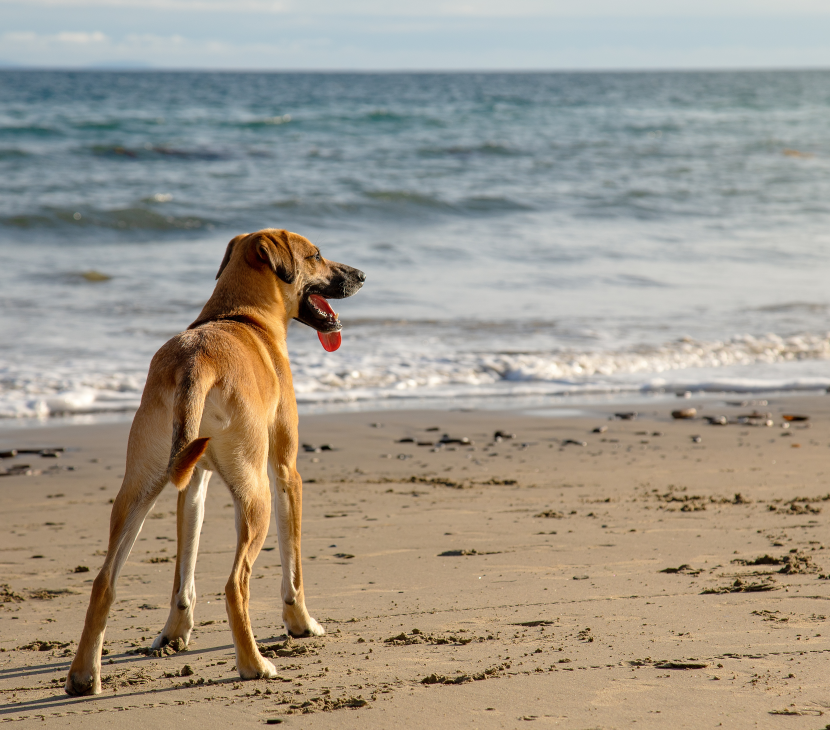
[188,313,266,331]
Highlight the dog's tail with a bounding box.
[167,363,214,490]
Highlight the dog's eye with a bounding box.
[314,253,322,262]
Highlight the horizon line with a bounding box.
[3,65,830,73]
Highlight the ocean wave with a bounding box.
[460,196,533,212]
[290,332,830,398]
[0,148,29,159]
[754,301,830,314]
[1,206,215,232]
[268,191,533,218]
[233,114,292,128]
[3,332,828,420]
[610,273,670,288]
[361,190,533,215]
[0,191,531,237]
[0,124,61,137]
[419,141,523,157]
[363,190,454,210]
[90,144,234,161]
[365,109,405,122]
[73,120,124,130]
[0,365,145,419]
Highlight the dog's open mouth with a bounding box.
[304,293,342,352]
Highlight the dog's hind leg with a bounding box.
[153,466,212,650]
[65,467,167,696]
[224,471,278,679]
[272,464,324,638]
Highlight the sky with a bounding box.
[2,0,830,70]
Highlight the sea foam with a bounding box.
[1,332,827,420]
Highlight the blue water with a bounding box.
[1,70,829,418]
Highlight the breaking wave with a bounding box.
[2,331,828,420]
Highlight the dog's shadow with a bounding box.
[0,642,237,716]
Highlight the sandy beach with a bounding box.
[1,394,830,727]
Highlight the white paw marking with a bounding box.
[239,657,278,680]
[307,617,325,636]
[260,658,278,679]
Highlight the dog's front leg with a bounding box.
[154,466,211,649]
[66,484,163,696]
[273,464,324,637]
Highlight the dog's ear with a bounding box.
[255,230,296,284]
[216,234,246,280]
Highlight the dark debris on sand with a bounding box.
[701,577,779,594]
[660,564,703,577]
[732,551,821,575]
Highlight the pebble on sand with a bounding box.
[672,408,696,419]
[704,415,727,425]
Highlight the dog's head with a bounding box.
[215,229,365,348]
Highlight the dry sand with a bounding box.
[1,395,830,728]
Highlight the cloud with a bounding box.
[0,30,315,67]
[0,0,289,10]
[55,31,107,43]
[1,30,108,48]
[3,31,38,42]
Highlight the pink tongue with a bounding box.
[318,331,342,352]
[308,294,342,352]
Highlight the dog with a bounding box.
[65,229,365,696]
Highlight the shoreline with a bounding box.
[1,395,830,727]
[1,386,826,432]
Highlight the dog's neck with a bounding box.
[188,268,295,346]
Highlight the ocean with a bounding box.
[1,69,829,421]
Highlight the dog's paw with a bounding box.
[151,634,189,651]
[153,605,194,650]
[305,616,325,637]
[285,616,325,638]
[238,656,278,680]
[65,670,101,697]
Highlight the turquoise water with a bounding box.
[1,70,829,418]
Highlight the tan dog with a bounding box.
[65,229,365,696]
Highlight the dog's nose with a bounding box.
[355,269,366,282]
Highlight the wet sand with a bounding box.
[1,395,830,728]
